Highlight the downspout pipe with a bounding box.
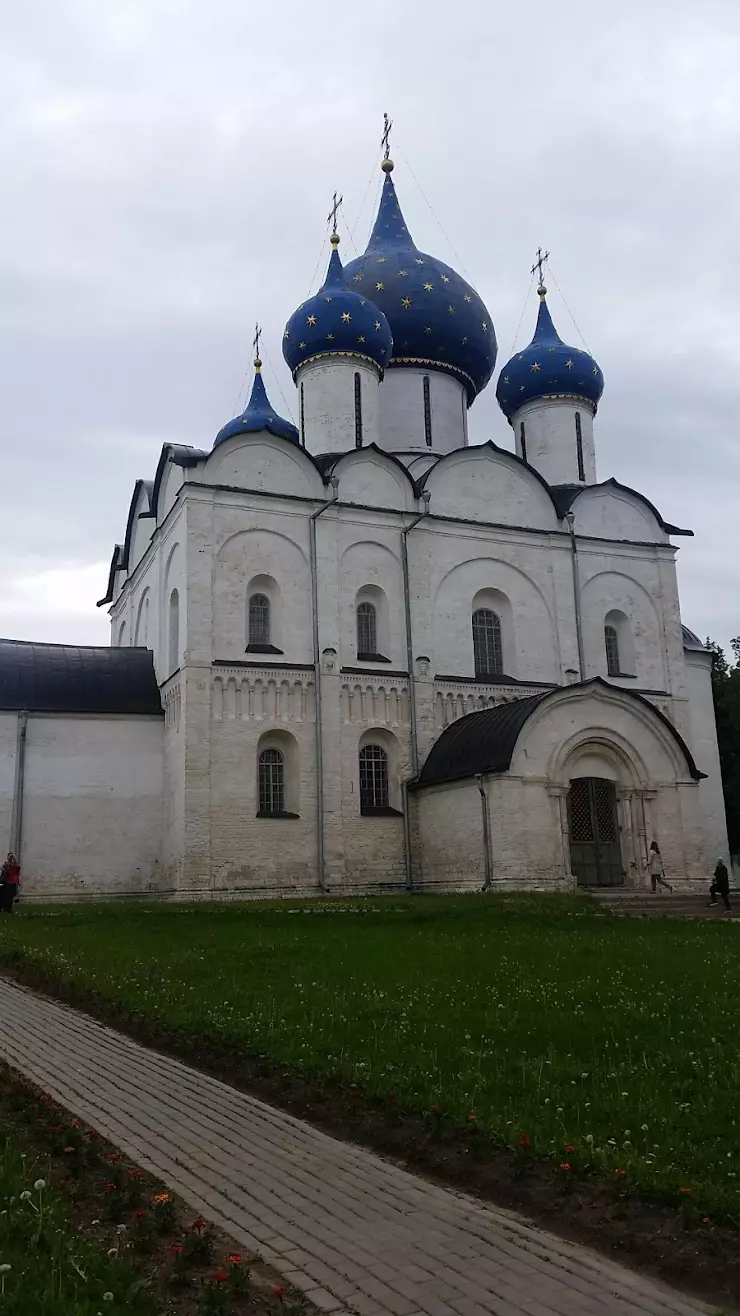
[310,476,339,894]
[476,773,493,891]
[565,511,585,681]
[400,489,431,890]
[10,711,28,860]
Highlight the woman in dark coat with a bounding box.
[0,853,20,913]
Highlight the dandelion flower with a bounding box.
[33,1179,46,1191]
[103,1294,114,1302]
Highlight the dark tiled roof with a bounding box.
[417,693,547,787]
[681,625,706,651]
[0,639,163,715]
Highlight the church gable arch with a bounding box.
[568,486,668,543]
[329,448,415,511]
[580,570,663,687]
[422,446,558,529]
[433,557,557,684]
[215,528,311,665]
[340,540,404,669]
[205,433,324,500]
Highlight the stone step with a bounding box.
[588,889,737,918]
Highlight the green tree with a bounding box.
[707,637,740,855]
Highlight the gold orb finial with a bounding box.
[253,355,262,372]
[381,156,394,173]
[537,283,547,299]
[330,231,340,247]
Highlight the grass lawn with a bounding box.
[1,893,739,1222]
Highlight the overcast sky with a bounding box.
[2,0,738,652]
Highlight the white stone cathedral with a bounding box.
[0,151,728,900]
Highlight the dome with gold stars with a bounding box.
[496,290,604,422]
[344,165,497,403]
[283,237,393,378]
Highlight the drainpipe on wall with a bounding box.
[401,489,431,890]
[476,773,493,891]
[10,711,28,860]
[565,511,585,681]
[310,475,339,894]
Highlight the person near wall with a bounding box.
[0,853,20,914]
[645,840,673,893]
[709,857,731,913]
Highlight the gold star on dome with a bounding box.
[299,341,307,349]
[398,269,408,276]
[423,282,433,292]
[401,297,412,308]
[441,274,450,284]
[376,257,386,263]
[462,335,468,344]
[324,296,332,303]
[530,361,541,372]
[283,330,289,340]
[307,315,317,326]
[593,365,599,375]
[503,375,510,384]
[353,274,363,282]
[464,294,472,303]
[423,325,432,334]
[326,333,334,340]
[482,321,488,331]
[565,359,574,368]
[374,320,382,330]
[447,305,456,315]
[341,312,351,322]
[376,282,385,291]
[547,346,556,353]
[357,335,366,343]
[415,258,424,264]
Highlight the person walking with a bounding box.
[709,857,732,913]
[0,853,20,914]
[646,840,673,893]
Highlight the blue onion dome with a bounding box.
[343,161,497,403]
[283,234,393,378]
[496,286,604,422]
[214,356,299,448]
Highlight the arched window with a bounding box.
[249,593,270,646]
[359,744,389,812]
[604,624,620,676]
[472,608,503,677]
[168,589,179,674]
[575,411,585,482]
[423,375,432,447]
[519,421,527,464]
[354,372,363,448]
[356,601,377,657]
[258,748,285,815]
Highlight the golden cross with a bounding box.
[531,247,550,291]
[381,111,393,161]
[327,190,343,235]
[253,322,262,361]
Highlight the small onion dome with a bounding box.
[283,236,393,378]
[214,360,298,448]
[344,166,497,403]
[496,289,604,422]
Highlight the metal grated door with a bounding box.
[568,777,623,887]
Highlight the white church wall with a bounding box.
[511,398,596,487]
[18,714,163,901]
[331,449,414,512]
[378,367,467,454]
[0,713,17,855]
[129,508,155,574]
[213,513,313,666]
[683,648,730,863]
[579,560,669,691]
[412,779,485,890]
[161,674,185,890]
[157,458,184,525]
[338,535,406,669]
[571,487,668,544]
[205,433,323,500]
[423,448,559,530]
[299,358,380,455]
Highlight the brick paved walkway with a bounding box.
[0,978,712,1316]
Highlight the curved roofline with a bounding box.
[417,441,563,517]
[551,478,693,537]
[413,677,703,788]
[318,443,419,494]
[96,543,123,608]
[0,637,163,716]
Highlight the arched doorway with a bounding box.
[568,777,624,887]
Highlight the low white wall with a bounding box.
[10,714,164,901]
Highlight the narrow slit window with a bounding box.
[356,601,377,656]
[472,608,503,677]
[168,589,179,673]
[258,748,284,814]
[575,411,585,482]
[423,375,432,447]
[519,421,527,463]
[604,624,620,676]
[300,382,305,447]
[359,744,389,812]
[354,372,363,448]
[249,593,270,646]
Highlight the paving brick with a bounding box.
[0,980,712,1316]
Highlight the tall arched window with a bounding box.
[423,375,432,447]
[359,744,389,812]
[575,411,585,482]
[472,608,503,677]
[604,624,620,676]
[356,601,377,657]
[168,589,179,674]
[249,593,270,646]
[354,372,363,448]
[258,748,285,815]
